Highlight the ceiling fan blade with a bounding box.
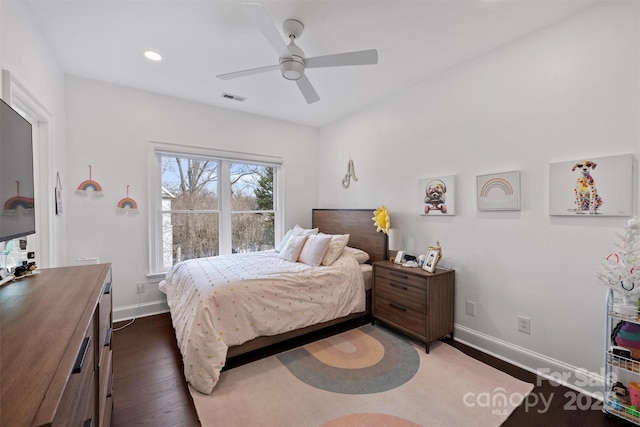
[296,74,320,104]
[241,3,290,59]
[216,64,280,80]
[305,49,378,68]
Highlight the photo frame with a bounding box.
[477,170,520,211]
[419,175,456,215]
[549,154,634,216]
[422,247,440,273]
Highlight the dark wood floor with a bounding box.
[112,314,631,427]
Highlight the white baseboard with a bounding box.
[113,300,169,323]
[454,324,604,399]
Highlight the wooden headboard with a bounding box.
[312,209,388,263]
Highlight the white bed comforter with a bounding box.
[159,250,365,394]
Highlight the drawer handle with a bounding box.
[389,271,408,279]
[388,303,407,312]
[390,282,408,291]
[104,327,112,347]
[73,336,91,374]
[103,280,112,295]
[83,418,93,427]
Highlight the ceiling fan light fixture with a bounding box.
[280,59,304,80]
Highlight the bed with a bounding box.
[159,209,387,394]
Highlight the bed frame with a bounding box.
[226,209,387,358]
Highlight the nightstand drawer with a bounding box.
[374,296,425,336]
[374,277,426,312]
[375,267,427,289]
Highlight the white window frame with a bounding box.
[147,141,284,279]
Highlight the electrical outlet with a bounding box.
[466,300,476,316]
[136,282,145,293]
[518,315,531,334]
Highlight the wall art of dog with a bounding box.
[571,160,602,214]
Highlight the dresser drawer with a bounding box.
[98,291,112,348]
[53,318,95,426]
[375,266,427,289]
[98,348,113,427]
[374,277,426,312]
[374,296,425,336]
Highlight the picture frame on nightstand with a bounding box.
[422,248,440,273]
[394,250,406,264]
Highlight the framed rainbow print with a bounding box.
[476,171,521,211]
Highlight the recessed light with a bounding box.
[144,50,162,61]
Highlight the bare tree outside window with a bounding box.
[231,162,274,253]
[160,154,275,267]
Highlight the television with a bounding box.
[0,98,35,242]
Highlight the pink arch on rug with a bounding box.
[321,413,422,427]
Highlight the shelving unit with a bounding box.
[604,289,640,424]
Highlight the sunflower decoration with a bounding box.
[372,206,391,235]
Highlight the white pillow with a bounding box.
[343,246,370,264]
[321,233,350,266]
[275,229,294,252]
[278,235,308,262]
[298,234,332,266]
[275,225,319,252]
[293,224,319,236]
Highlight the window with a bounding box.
[149,144,282,275]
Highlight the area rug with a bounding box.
[189,325,533,427]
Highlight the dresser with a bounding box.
[0,264,113,426]
[372,261,454,352]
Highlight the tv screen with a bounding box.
[0,98,35,242]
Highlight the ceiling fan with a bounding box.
[216,2,379,104]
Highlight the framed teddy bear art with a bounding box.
[418,175,456,216]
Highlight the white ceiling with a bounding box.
[24,0,600,128]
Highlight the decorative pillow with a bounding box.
[275,225,319,252]
[278,235,308,262]
[275,229,294,253]
[298,234,332,267]
[293,224,319,236]
[320,233,350,266]
[343,246,370,264]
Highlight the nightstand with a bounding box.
[372,260,455,352]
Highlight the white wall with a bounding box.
[65,76,318,318]
[318,1,640,394]
[0,1,67,266]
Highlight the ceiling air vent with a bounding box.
[221,93,247,102]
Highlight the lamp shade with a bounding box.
[388,228,401,251]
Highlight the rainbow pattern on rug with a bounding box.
[480,177,513,197]
[277,325,419,394]
[190,324,535,427]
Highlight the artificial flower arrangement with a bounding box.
[372,206,390,235]
[596,217,640,306]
